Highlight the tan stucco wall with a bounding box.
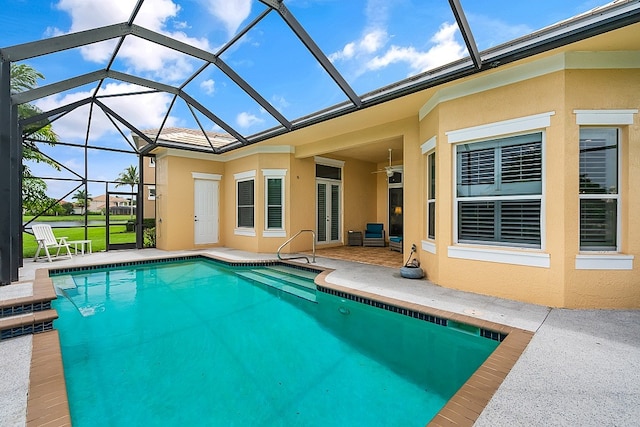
[427,71,566,307]
[419,106,440,281]
[154,45,639,309]
[155,155,223,250]
[142,157,156,219]
[419,67,639,308]
[563,68,640,308]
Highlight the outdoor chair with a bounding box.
[32,224,73,262]
[363,223,385,247]
[389,236,403,252]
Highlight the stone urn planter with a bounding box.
[400,244,424,279]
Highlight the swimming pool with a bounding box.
[51,257,500,426]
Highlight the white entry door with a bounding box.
[194,178,219,244]
[316,179,341,243]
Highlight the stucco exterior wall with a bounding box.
[155,154,223,251]
[563,68,640,308]
[153,47,638,309]
[418,67,639,308]
[419,106,440,281]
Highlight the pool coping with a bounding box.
[29,253,534,426]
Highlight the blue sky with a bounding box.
[1,0,610,200]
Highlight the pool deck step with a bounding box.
[0,277,59,341]
[264,265,320,280]
[253,268,317,290]
[236,271,317,303]
[0,309,58,341]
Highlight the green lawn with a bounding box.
[23,226,135,258]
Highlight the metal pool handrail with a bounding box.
[277,229,316,263]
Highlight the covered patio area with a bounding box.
[309,245,404,269]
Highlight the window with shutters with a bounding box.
[263,169,286,237]
[579,128,619,251]
[236,178,255,228]
[456,133,543,248]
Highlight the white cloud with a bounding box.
[63,158,83,171]
[200,79,215,95]
[367,22,464,74]
[52,0,211,82]
[236,111,264,128]
[328,0,465,79]
[329,29,387,62]
[465,13,532,49]
[203,0,252,36]
[271,95,290,112]
[34,82,177,141]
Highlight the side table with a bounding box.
[69,239,92,255]
[348,230,363,246]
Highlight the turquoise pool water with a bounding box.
[51,258,499,426]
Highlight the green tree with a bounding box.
[72,190,92,215]
[115,165,139,218]
[61,202,74,215]
[11,63,60,211]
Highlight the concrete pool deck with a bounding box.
[1,248,639,426]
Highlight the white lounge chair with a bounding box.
[32,224,73,262]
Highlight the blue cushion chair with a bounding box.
[389,236,403,252]
[363,223,385,247]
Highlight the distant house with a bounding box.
[84,194,133,215]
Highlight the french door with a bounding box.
[316,179,341,243]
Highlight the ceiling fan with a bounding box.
[372,148,402,177]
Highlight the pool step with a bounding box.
[236,271,317,303]
[0,280,58,341]
[263,265,320,280]
[256,268,317,290]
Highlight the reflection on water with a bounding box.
[23,220,128,229]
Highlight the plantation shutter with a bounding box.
[501,142,542,183]
[457,133,543,247]
[457,147,495,197]
[317,183,326,241]
[458,201,495,241]
[266,178,282,229]
[500,200,541,245]
[237,180,254,227]
[330,184,340,240]
[579,130,618,194]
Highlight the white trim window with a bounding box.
[455,132,543,248]
[579,128,619,251]
[235,171,256,233]
[147,185,156,200]
[263,169,286,237]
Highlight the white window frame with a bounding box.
[420,136,437,254]
[578,127,620,252]
[262,169,287,238]
[573,109,637,270]
[234,170,256,236]
[147,185,156,200]
[446,112,553,268]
